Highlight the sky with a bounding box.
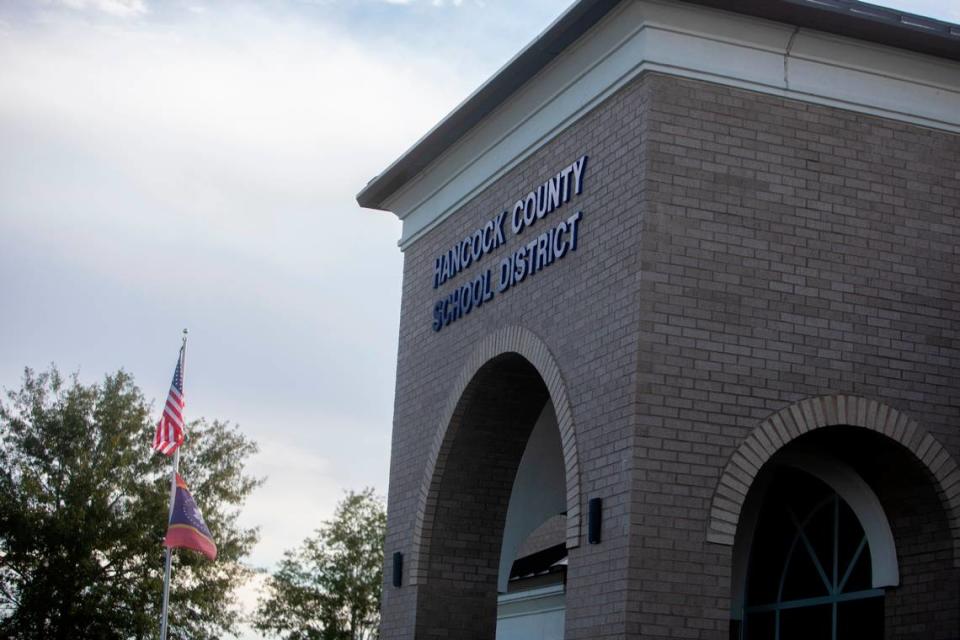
[1,0,957,636]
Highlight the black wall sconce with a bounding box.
[392,551,403,587]
[588,497,602,544]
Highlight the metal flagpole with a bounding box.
[159,448,180,640]
[160,329,187,640]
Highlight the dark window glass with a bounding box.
[838,598,884,639]
[781,542,829,601]
[842,548,872,594]
[746,496,795,604]
[804,501,835,584]
[743,611,775,640]
[836,499,863,583]
[780,604,831,640]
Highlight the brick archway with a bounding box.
[407,326,580,588]
[707,395,960,566]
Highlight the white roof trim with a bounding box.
[384,0,960,250]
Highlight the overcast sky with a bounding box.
[1,0,957,636]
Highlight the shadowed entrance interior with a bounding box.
[730,427,960,639]
[414,353,559,639]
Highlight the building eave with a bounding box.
[355,0,620,211]
[356,0,960,212]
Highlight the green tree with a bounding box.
[0,367,261,639]
[255,489,386,640]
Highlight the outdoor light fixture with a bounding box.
[588,497,602,544]
[392,552,403,587]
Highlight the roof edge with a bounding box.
[355,0,621,210]
[357,0,960,211]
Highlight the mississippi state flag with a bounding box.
[164,474,217,561]
[153,348,186,456]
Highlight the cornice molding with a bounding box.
[385,0,960,250]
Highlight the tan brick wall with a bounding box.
[381,71,960,639]
[629,74,959,639]
[385,73,653,640]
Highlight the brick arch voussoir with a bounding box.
[707,395,960,567]
[407,326,581,586]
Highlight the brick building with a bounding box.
[356,1,960,638]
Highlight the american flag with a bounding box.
[153,347,186,456]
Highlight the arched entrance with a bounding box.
[717,398,960,639]
[410,328,580,640]
[740,465,886,639]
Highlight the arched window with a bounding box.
[742,467,885,640]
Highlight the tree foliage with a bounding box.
[255,489,386,640]
[0,367,260,639]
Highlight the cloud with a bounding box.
[52,0,147,18]
[233,572,270,637]
[867,0,960,22]
[238,438,338,567]
[381,0,468,5]
[0,0,465,569]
